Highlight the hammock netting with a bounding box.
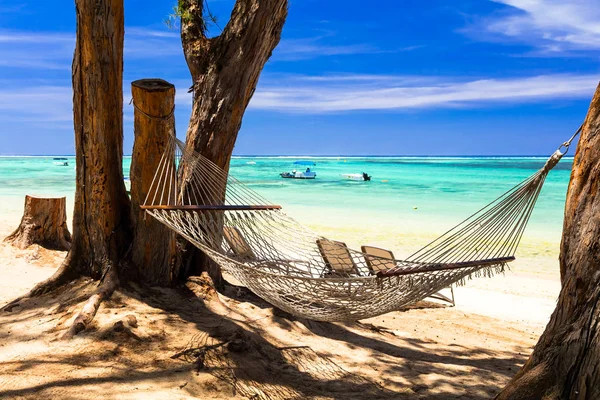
[142,136,568,322]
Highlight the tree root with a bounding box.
[1,252,77,312]
[64,265,119,338]
[186,272,219,301]
[96,314,141,341]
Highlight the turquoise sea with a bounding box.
[0,155,572,265]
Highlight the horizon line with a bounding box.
[0,154,576,158]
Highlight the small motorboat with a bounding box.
[124,176,131,193]
[341,172,371,181]
[280,161,317,179]
[280,170,317,179]
[52,157,69,166]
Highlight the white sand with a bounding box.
[0,193,562,330]
[0,197,563,399]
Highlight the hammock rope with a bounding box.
[141,130,578,322]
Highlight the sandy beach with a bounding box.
[0,193,561,399]
[3,0,600,395]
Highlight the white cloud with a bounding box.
[0,30,73,70]
[0,86,73,122]
[126,27,179,39]
[250,73,598,112]
[0,4,26,14]
[275,38,377,60]
[0,80,194,125]
[272,36,417,61]
[478,0,600,52]
[124,27,183,58]
[0,30,72,43]
[0,26,182,71]
[0,73,596,124]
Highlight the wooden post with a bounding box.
[4,195,71,250]
[130,79,179,286]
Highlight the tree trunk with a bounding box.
[178,0,288,284]
[67,0,130,280]
[17,0,130,308]
[497,83,600,399]
[4,195,71,251]
[2,0,287,331]
[129,79,179,286]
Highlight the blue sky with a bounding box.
[0,0,598,155]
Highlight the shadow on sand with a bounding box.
[0,279,528,399]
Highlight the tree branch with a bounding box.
[218,0,288,64]
[65,263,119,338]
[180,0,211,78]
[181,0,287,91]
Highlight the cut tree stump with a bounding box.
[4,195,71,250]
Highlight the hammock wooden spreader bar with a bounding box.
[141,205,282,211]
[140,128,579,322]
[375,256,516,278]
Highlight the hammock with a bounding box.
[141,130,578,322]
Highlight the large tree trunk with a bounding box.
[67,0,130,279]
[129,79,180,286]
[14,0,130,314]
[497,83,600,399]
[4,195,71,251]
[2,0,288,330]
[178,0,288,284]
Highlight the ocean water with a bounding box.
[0,155,572,264]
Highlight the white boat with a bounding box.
[52,157,69,166]
[280,170,317,179]
[341,172,371,181]
[280,161,317,179]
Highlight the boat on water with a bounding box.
[52,157,69,166]
[280,161,317,179]
[341,172,372,181]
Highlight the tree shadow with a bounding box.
[0,278,532,400]
[128,282,530,399]
[300,318,522,374]
[298,318,529,399]
[125,282,397,399]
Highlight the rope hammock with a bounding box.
[141,128,579,322]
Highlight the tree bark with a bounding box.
[181,0,287,166]
[497,83,600,399]
[67,266,119,338]
[10,0,131,324]
[67,0,130,280]
[3,0,288,331]
[129,79,180,286]
[4,195,71,250]
[178,0,288,284]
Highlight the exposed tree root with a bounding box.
[30,258,78,297]
[1,252,77,312]
[186,272,219,301]
[65,265,119,338]
[96,314,141,341]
